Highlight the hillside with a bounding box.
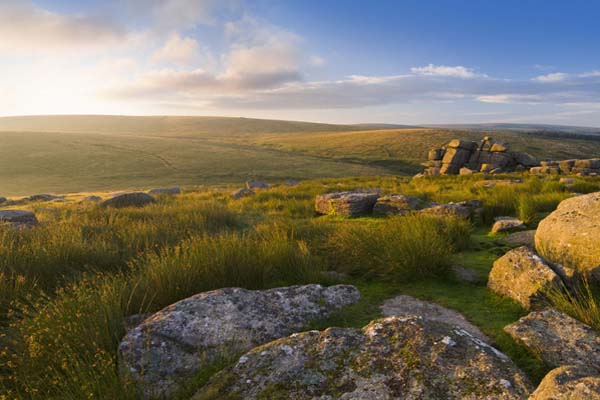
[2,115,600,196]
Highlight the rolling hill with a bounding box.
[2,115,600,196]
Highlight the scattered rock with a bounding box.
[381,295,487,341]
[452,264,480,283]
[149,187,181,195]
[500,230,536,247]
[81,195,102,202]
[559,177,575,185]
[535,192,600,280]
[315,191,379,216]
[0,197,6,204]
[101,192,155,208]
[372,194,426,215]
[119,284,360,399]
[420,200,481,220]
[491,217,527,234]
[246,180,269,190]
[0,210,38,228]
[193,316,532,400]
[529,365,600,400]
[231,187,255,199]
[504,308,600,370]
[488,246,563,310]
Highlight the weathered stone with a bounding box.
[372,194,426,215]
[447,139,478,151]
[0,210,38,227]
[420,201,480,220]
[541,161,559,167]
[529,365,600,400]
[574,159,600,169]
[381,295,487,341]
[426,167,441,176]
[149,187,181,195]
[510,151,539,167]
[81,195,102,202]
[541,166,560,175]
[529,166,544,175]
[459,167,475,175]
[246,180,269,190]
[193,316,532,400]
[488,246,563,310]
[28,194,63,202]
[315,191,379,216]
[559,177,575,185]
[490,152,513,168]
[428,148,444,161]
[421,160,442,168]
[500,230,536,247]
[440,163,460,175]
[231,187,255,199]
[442,147,472,167]
[119,284,360,399]
[491,142,509,152]
[491,217,527,234]
[101,192,155,208]
[285,180,301,186]
[0,197,6,204]
[559,159,576,174]
[480,163,495,173]
[505,308,600,370]
[535,192,600,279]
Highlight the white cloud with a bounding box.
[410,64,479,78]
[309,55,326,66]
[534,72,569,82]
[477,94,542,104]
[151,33,204,65]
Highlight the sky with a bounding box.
[3,0,600,126]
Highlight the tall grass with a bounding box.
[321,215,471,280]
[545,279,600,331]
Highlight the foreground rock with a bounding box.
[101,192,155,208]
[488,246,563,310]
[149,187,181,195]
[381,295,487,341]
[504,308,600,370]
[315,191,379,216]
[0,210,38,227]
[193,316,532,399]
[372,194,426,215]
[535,192,600,279]
[491,217,527,234]
[119,284,360,399]
[529,365,600,399]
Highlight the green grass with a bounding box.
[1,173,600,399]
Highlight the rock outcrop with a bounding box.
[535,191,600,280]
[491,217,527,234]
[193,316,532,399]
[149,187,181,195]
[119,284,360,399]
[504,308,600,371]
[315,191,379,216]
[423,137,537,176]
[0,210,38,228]
[372,194,426,215]
[488,246,563,310]
[531,158,600,176]
[101,192,155,208]
[530,365,600,399]
[381,295,487,341]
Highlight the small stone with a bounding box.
[491,217,527,234]
[101,192,155,208]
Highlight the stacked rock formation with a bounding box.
[422,137,538,176]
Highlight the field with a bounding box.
[2,172,600,399]
[3,116,600,196]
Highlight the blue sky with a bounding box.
[3,0,600,126]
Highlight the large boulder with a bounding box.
[0,210,38,228]
[504,308,600,370]
[372,194,426,215]
[535,192,600,279]
[119,285,360,399]
[193,316,533,399]
[529,365,600,400]
[491,217,527,234]
[315,191,379,216]
[442,147,472,167]
[101,192,155,208]
[381,295,487,341]
[488,246,563,310]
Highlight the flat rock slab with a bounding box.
[504,308,600,371]
[119,284,360,399]
[488,246,563,310]
[500,230,536,247]
[491,218,527,234]
[315,191,379,216]
[530,365,600,400]
[380,294,487,342]
[373,194,426,215]
[193,316,532,400]
[0,210,38,227]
